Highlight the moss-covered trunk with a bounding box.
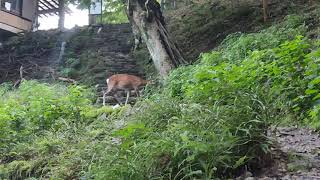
[127,0,186,77]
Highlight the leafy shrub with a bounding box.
[90,16,320,179]
[0,80,125,179]
[219,15,306,63]
[1,14,320,180]
[0,81,94,155]
[91,95,270,179]
[101,0,128,24]
[303,46,320,129]
[168,35,319,122]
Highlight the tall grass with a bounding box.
[1,15,320,179]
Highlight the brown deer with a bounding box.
[103,74,150,106]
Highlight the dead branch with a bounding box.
[13,79,21,88]
[57,77,77,84]
[20,66,24,80]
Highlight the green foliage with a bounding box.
[71,0,128,24]
[0,81,125,179]
[91,95,270,179]
[219,15,306,63]
[303,46,320,129]
[168,35,320,125]
[87,16,319,178]
[2,13,320,180]
[86,16,320,178]
[102,0,128,24]
[0,81,93,154]
[59,58,81,77]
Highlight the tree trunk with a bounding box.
[262,0,268,22]
[89,15,98,25]
[160,0,165,9]
[33,0,40,31]
[126,0,187,77]
[58,0,65,30]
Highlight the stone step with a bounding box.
[95,96,137,105]
[96,89,143,96]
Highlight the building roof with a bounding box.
[38,0,71,17]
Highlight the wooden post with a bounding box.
[262,0,268,22]
[33,0,39,31]
[58,0,65,30]
[88,0,103,25]
[89,15,98,25]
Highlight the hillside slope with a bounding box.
[166,0,320,61]
[0,0,320,179]
[0,24,144,86]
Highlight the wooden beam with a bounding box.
[38,4,45,10]
[37,0,71,16]
[38,8,59,14]
[39,1,58,15]
[38,12,49,17]
[39,1,54,10]
[51,0,72,14]
[51,0,60,7]
[42,0,58,9]
[37,3,49,17]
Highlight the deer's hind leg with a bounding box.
[103,88,113,106]
[114,92,123,105]
[102,90,107,106]
[134,88,140,97]
[124,90,130,105]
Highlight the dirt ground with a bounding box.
[248,127,320,180]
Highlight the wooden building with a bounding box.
[0,0,68,37]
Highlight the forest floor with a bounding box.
[1,0,320,179]
[245,127,320,179]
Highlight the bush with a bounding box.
[167,36,319,125]
[89,17,320,178]
[219,15,306,63]
[0,80,124,179]
[0,81,90,152]
[1,14,320,180]
[88,16,320,179]
[91,95,270,179]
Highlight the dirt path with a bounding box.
[256,127,320,180]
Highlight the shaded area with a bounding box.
[62,24,144,85]
[252,127,320,179]
[166,0,320,61]
[0,24,145,87]
[0,29,66,83]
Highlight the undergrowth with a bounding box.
[0,81,124,179]
[1,14,320,179]
[90,15,320,179]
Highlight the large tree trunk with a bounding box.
[126,0,187,77]
[58,0,65,30]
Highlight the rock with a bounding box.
[244,177,255,180]
[245,171,253,178]
[281,175,291,180]
[258,177,274,180]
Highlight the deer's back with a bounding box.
[108,74,147,90]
